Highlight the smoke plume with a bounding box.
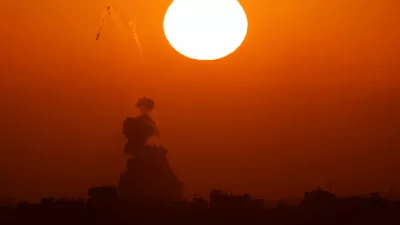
[122,97,160,155]
[128,19,143,58]
[136,96,155,116]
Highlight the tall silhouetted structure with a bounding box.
[117,97,183,201]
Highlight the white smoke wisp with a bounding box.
[128,19,144,67]
[128,20,142,58]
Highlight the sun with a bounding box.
[163,0,248,60]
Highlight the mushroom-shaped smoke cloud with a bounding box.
[136,96,155,116]
[123,97,160,155]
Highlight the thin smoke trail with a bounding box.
[128,19,144,67]
[96,5,112,40]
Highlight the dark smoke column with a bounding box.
[117,97,183,201]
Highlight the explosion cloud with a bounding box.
[136,96,155,116]
[123,97,160,155]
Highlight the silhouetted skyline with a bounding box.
[1,187,400,225]
[1,0,399,202]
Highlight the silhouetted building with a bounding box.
[189,197,209,212]
[301,188,338,208]
[0,196,16,208]
[210,190,264,213]
[88,186,118,210]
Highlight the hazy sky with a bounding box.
[0,0,399,201]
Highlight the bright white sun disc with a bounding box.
[163,0,248,60]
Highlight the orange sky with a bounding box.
[0,0,399,201]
